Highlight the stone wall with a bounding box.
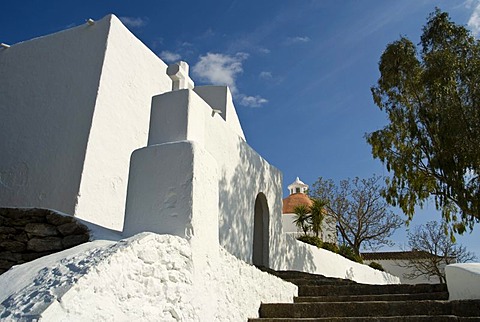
[0,208,90,274]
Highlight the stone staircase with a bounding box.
[249,269,480,321]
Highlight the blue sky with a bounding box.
[1,0,479,255]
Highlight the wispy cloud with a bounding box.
[151,37,164,50]
[259,71,273,79]
[285,36,310,45]
[159,50,181,63]
[465,0,476,9]
[119,16,148,28]
[467,1,480,36]
[192,52,268,107]
[198,28,216,39]
[238,95,268,108]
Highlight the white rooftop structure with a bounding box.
[287,177,309,195]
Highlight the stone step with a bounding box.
[257,267,356,285]
[299,283,447,296]
[285,277,357,286]
[249,316,480,321]
[294,291,450,302]
[258,300,480,319]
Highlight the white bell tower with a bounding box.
[287,177,308,195]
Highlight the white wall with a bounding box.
[273,234,399,284]
[123,141,219,257]
[126,87,284,266]
[282,214,298,233]
[123,87,399,284]
[363,259,442,284]
[0,14,172,230]
[0,15,109,215]
[205,124,284,265]
[282,213,337,244]
[74,15,172,230]
[193,86,245,140]
[446,263,480,300]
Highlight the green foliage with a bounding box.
[321,242,339,253]
[297,235,323,248]
[310,175,403,255]
[293,204,310,235]
[338,244,363,263]
[309,198,326,238]
[368,261,385,271]
[367,9,480,233]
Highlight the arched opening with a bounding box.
[253,192,269,267]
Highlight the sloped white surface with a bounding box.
[0,233,296,321]
[446,263,480,300]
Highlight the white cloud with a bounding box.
[259,71,272,79]
[238,94,268,108]
[285,36,310,45]
[258,48,271,54]
[159,51,181,63]
[119,16,148,28]
[198,28,215,39]
[468,2,480,36]
[192,52,248,93]
[192,52,268,107]
[465,0,476,9]
[181,41,193,47]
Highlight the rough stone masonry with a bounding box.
[0,208,90,274]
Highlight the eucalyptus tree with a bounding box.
[367,9,480,234]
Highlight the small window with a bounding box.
[295,187,300,193]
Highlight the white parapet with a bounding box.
[272,234,400,285]
[147,89,207,147]
[194,86,246,140]
[123,141,219,254]
[446,263,480,300]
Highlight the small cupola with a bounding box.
[287,177,308,195]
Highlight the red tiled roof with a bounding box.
[362,251,443,260]
[282,193,313,214]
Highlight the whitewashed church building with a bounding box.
[0,14,400,321]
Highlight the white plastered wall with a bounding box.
[74,15,172,230]
[204,116,283,265]
[123,87,399,284]
[278,234,400,284]
[0,14,172,230]
[282,213,337,244]
[193,88,283,265]
[363,259,442,284]
[124,87,284,266]
[0,16,110,215]
[446,263,480,300]
[123,141,219,252]
[193,86,245,140]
